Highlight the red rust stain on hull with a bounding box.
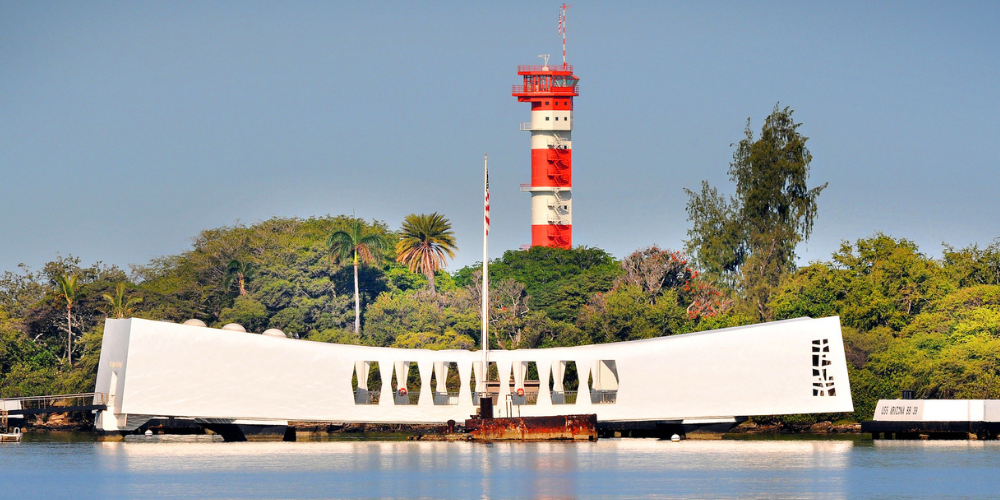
[465,414,597,442]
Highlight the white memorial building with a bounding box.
[93,316,853,436]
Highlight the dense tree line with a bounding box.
[0,216,722,403]
[770,235,1000,420]
[3,105,998,426]
[3,221,997,422]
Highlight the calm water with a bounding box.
[1,434,999,499]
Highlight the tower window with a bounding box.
[546,117,550,121]
[545,101,550,105]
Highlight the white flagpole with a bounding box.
[482,154,489,387]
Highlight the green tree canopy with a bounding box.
[217,295,269,333]
[685,104,826,320]
[577,284,688,343]
[942,238,1000,288]
[363,290,477,347]
[459,246,621,323]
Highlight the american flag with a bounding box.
[484,163,490,235]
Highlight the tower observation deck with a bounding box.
[513,62,579,249]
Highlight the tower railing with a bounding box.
[520,184,569,192]
[512,84,580,96]
[517,64,573,72]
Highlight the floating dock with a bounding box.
[862,399,1000,439]
[0,428,21,443]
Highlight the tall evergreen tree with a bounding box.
[685,104,826,319]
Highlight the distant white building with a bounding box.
[94,316,853,435]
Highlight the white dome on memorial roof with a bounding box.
[221,323,246,332]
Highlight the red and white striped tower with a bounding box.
[513,4,579,249]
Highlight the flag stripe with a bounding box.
[484,168,490,235]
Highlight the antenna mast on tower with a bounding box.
[558,3,570,66]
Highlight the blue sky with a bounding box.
[2,1,998,275]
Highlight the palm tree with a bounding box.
[103,282,143,319]
[224,259,255,296]
[396,213,457,295]
[54,274,80,364]
[328,218,388,334]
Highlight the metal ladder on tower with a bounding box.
[547,189,570,224]
[546,132,571,186]
[548,131,569,151]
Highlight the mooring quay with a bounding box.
[1,393,108,418]
[2,393,109,443]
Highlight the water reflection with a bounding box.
[81,439,855,499]
[3,437,1000,499]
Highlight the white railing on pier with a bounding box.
[472,392,499,405]
[551,390,578,405]
[432,392,460,405]
[1,392,108,409]
[590,390,618,405]
[511,393,540,406]
[393,391,420,405]
[353,389,380,405]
